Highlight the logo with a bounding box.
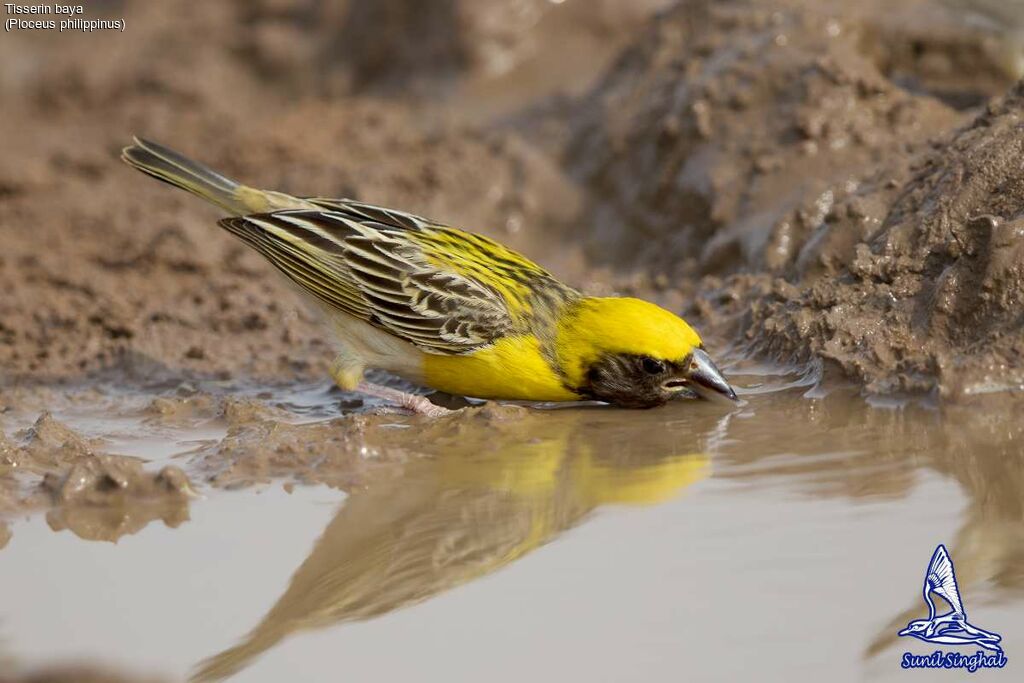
[898,544,1007,672]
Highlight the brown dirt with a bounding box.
[568,0,969,276]
[566,0,1024,397]
[0,0,596,383]
[744,88,1024,396]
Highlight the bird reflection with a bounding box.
[191,406,709,682]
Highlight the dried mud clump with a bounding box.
[753,87,1024,397]
[41,454,192,506]
[567,0,963,277]
[1,413,194,541]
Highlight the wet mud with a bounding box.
[4,367,1024,681]
[2,409,192,541]
[2,0,1024,680]
[566,0,1023,395]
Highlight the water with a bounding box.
[1,366,1022,682]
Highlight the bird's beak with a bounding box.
[683,348,738,403]
[898,627,911,636]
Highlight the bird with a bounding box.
[898,544,1003,653]
[121,137,737,415]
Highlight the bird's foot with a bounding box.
[356,381,451,417]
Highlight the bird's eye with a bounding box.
[641,357,666,375]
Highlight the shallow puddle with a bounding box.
[1,364,1022,682]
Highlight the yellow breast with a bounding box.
[422,336,580,402]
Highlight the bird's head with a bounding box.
[556,297,737,409]
[899,619,931,636]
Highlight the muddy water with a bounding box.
[2,363,1022,682]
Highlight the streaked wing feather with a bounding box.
[305,197,429,232]
[302,198,562,313]
[220,217,372,317]
[218,208,525,354]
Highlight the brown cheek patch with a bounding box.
[581,354,669,409]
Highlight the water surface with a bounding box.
[2,365,1022,682]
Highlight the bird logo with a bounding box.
[898,544,1003,653]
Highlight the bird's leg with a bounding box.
[329,353,450,417]
[356,381,451,417]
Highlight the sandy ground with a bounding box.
[2,1,1024,678]
[2,0,1021,391]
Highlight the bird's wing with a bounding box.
[303,200,561,317]
[219,205,564,354]
[925,545,966,617]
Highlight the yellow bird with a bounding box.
[122,137,737,414]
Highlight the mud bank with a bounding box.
[0,0,609,383]
[0,377,533,537]
[746,88,1024,396]
[2,0,1021,394]
[568,0,1024,396]
[567,0,961,276]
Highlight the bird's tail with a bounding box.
[121,137,251,214]
[121,137,318,215]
